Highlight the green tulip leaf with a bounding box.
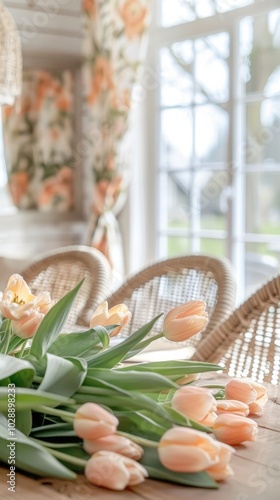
[0,387,75,411]
[87,314,162,368]
[30,279,85,359]
[48,326,110,358]
[86,368,178,392]
[0,414,76,479]
[0,354,35,387]
[38,354,87,398]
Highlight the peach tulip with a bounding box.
[171,386,217,426]
[206,442,235,481]
[85,451,148,490]
[216,400,250,417]
[0,275,56,338]
[11,309,44,339]
[212,414,258,445]
[163,300,208,342]
[158,427,221,473]
[90,301,132,337]
[74,403,119,440]
[225,378,268,416]
[84,435,143,460]
[0,274,36,320]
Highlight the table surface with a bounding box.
[1,379,280,500]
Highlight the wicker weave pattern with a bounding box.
[21,246,111,329]
[107,255,236,350]
[193,275,280,384]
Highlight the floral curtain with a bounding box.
[82,0,153,275]
[3,70,74,211]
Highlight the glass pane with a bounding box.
[197,170,228,230]
[195,105,228,163]
[246,98,280,164]
[159,172,190,230]
[200,238,225,256]
[245,172,280,235]
[160,45,194,107]
[167,236,190,257]
[216,0,254,13]
[195,33,229,104]
[160,0,255,27]
[241,10,280,94]
[160,108,193,169]
[245,243,280,297]
[161,0,196,27]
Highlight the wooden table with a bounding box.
[1,380,280,500]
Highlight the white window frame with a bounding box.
[131,0,280,297]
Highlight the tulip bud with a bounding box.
[74,403,119,440]
[90,301,132,337]
[212,414,258,445]
[11,309,44,339]
[84,434,143,460]
[158,427,221,473]
[206,442,235,481]
[225,378,268,416]
[85,451,148,490]
[171,386,217,426]
[216,400,249,417]
[163,300,208,342]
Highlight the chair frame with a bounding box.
[193,275,280,382]
[107,255,237,340]
[21,245,111,327]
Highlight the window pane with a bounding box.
[160,0,255,27]
[160,108,193,169]
[195,105,228,164]
[198,171,228,230]
[160,45,194,107]
[195,33,229,104]
[159,172,190,230]
[246,98,280,164]
[200,238,225,256]
[245,243,280,296]
[166,236,190,257]
[241,10,280,94]
[161,0,196,27]
[245,172,280,234]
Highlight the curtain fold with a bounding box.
[3,70,74,211]
[82,0,152,276]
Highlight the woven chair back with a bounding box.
[21,245,111,329]
[193,275,280,384]
[106,255,236,353]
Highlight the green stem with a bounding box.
[18,340,28,358]
[0,320,12,355]
[31,437,81,450]
[201,385,225,389]
[31,439,87,468]
[124,332,164,359]
[36,405,75,421]
[117,431,158,448]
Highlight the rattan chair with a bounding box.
[193,275,280,384]
[106,255,237,353]
[21,245,112,329]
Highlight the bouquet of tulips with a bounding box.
[0,274,268,491]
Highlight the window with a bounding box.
[144,0,280,298]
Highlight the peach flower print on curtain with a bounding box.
[3,70,74,211]
[82,0,152,276]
